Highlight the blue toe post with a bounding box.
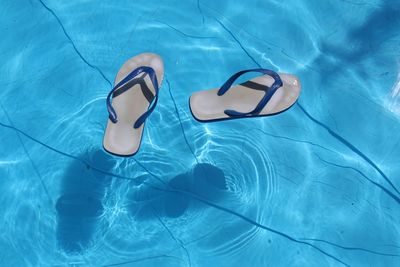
[106,66,159,129]
[217,69,283,117]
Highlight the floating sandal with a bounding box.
[189,69,301,122]
[103,53,164,157]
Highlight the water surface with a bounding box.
[1,0,400,266]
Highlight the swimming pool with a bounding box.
[1,0,400,266]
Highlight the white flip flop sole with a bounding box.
[103,53,164,156]
[189,73,301,122]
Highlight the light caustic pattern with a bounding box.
[0,0,400,266]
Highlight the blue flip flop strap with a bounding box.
[106,66,159,129]
[217,69,283,117]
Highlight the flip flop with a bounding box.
[103,53,164,157]
[189,69,301,122]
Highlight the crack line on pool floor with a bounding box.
[166,79,199,163]
[251,128,400,204]
[0,121,167,187]
[157,20,215,39]
[300,238,400,257]
[201,4,321,73]
[36,0,112,87]
[215,19,262,69]
[316,156,400,205]
[153,209,192,267]
[215,18,399,197]
[297,104,400,195]
[249,128,337,154]
[102,255,182,267]
[196,0,205,24]
[0,105,53,206]
[104,226,218,267]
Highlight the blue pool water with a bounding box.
[1,0,400,266]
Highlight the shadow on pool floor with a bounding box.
[55,149,227,253]
[126,163,227,220]
[55,149,114,253]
